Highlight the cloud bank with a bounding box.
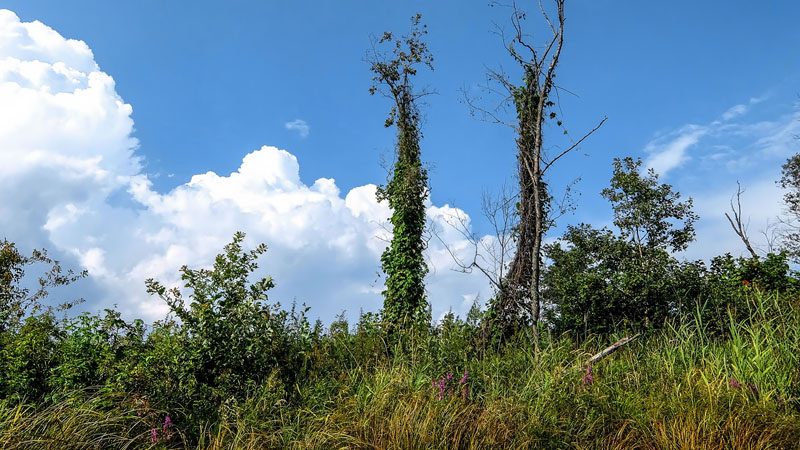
[0,10,491,323]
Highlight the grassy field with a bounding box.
[1,291,798,449]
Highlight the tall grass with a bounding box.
[0,392,186,449]
[1,291,798,449]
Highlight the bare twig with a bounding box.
[431,184,518,295]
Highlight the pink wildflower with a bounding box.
[582,366,594,386]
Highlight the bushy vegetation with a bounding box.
[1,224,799,448]
[2,142,798,449]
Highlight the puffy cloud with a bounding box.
[0,10,492,323]
[58,144,493,322]
[284,119,310,138]
[0,9,138,250]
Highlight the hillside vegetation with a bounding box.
[0,233,799,449]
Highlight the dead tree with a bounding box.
[465,0,605,350]
[724,181,759,259]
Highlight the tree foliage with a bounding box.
[601,157,698,256]
[545,158,701,334]
[368,14,433,331]
[0,239,85,333]
[144,232,309,421]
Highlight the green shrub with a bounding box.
[144,232,313,428]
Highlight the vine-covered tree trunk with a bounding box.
[488,1,568,353]
[368,15,433,332]
[497,72,547,349]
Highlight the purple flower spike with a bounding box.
[163,416,171,429]
[460,369,468,385]
[151,428,158,443]
[729,378,741,389]
[582,365,593,386]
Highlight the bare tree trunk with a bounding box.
[463,1,604,347]
[530,128,544,353]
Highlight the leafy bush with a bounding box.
[144,232,312,426]
[49,309,147,398]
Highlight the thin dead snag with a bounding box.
[724,181,758,259]
[471,0,605,351]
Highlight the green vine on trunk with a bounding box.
[368,14,433,332]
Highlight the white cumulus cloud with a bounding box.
[0,10,492,323]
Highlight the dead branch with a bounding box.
[760,218,780,254]
[431,184,518,295]
[588,333,640,365]
[724,181,758,259]
[542,116,607,174]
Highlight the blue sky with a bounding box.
[1,1,799,322]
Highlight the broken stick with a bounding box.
[588,333,640,365]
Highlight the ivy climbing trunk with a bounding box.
[368,14,433,332]
[503,70,550,352]
[490,1,568,353]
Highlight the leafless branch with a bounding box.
[431,184,518,295]
[724,181,758,259]
[759,218,780,254]
[542,116,607,174]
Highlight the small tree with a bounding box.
[144,232,300,419]
[601,157,698,265]
[545,157,701,334]
[368,14,433,331]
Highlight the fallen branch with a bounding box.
[588,333,640,365]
